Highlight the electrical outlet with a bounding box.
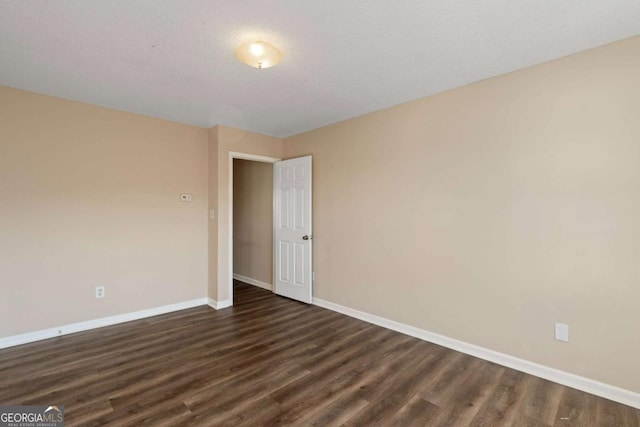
[96,286,105,299]
[555,322,569,342]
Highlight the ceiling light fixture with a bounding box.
[235,41,283,69]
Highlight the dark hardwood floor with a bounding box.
[1,281,638,426]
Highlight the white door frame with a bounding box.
[228,151,281,305]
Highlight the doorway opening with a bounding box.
[228,152,280,304]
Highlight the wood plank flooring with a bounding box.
[1,281,638,426]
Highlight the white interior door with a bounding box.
[274,156,312,303]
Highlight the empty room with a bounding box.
[1,1,640,426]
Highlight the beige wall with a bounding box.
[0,86,209,337]
[208,126,282,303]
[232,159,273,285]
[207,127,219,305]
[283,36,640,392]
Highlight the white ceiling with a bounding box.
[1,1,639,138]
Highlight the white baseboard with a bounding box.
[233,274,272,291]
[0,298,208,350]
[208,298,232,310]
[312,297,640,410]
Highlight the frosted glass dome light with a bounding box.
[235,41,283,69]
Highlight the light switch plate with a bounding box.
[555,322,569,342]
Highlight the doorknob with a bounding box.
[302,235,312,241]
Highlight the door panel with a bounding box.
[294,187,305,229]
[274,156,312,303]
[279,241,290,282]
[279,188,290,228]
[294,242,305,285]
